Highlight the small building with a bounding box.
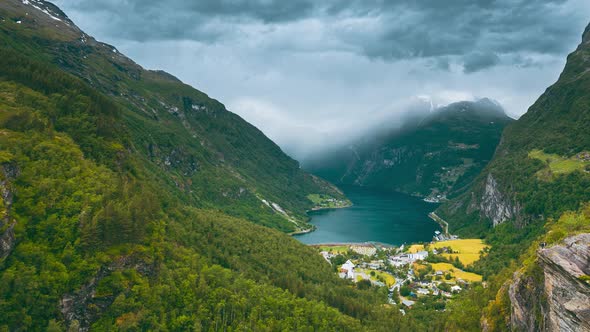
[451,285,462,293]
[402,300,415,307]
[372,280,386,287]
[441,291,453,298]
[320,251,334,264]
[408,251,429,261]
[341,260,355,279]
[368,260,384,270]
[417,288,429,295]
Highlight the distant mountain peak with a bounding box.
[437,98,507,119]
[584,22,590,44]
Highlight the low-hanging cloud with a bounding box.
[54,0,590,160]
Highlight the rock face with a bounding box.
[509,234,590,331]
[0,163,18,260]
[60,255,155,331]
[479,174,523,226]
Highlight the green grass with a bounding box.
[529,149,590,179]
[317,245,349,254]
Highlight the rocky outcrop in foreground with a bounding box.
[510,234,590,331]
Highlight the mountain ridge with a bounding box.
[306,98,513,201]
[1,0,349,234]
[0,1,406,330]
[437,21,590,235]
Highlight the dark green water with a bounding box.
[295,186,440,245]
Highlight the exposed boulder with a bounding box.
[509,234,590,331]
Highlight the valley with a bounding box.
[0,0,589,331]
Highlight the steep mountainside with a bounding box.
[0,0,345,234]
[510,233,590,332]
[438,23,590,236]
[306,99,512,201]
[0,1,407,330]
[432,23,590,331]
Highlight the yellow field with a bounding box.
[408,244,425,253]
[358,269,396,287]
[374,271,396,287]
[431,239,487,265]
[430,263,482,282]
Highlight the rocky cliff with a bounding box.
[0,163,18,260]
[509,234,590,331]
[479,174,524,227]
[438,21,590,234]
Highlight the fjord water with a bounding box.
[295,186,440,245]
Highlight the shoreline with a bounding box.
[292,202,353,237]
[428,212,449,235]
[306,201,353,213]
[289,227,316,236]
[308,242,396,248]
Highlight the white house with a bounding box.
[402,300,415,307]
[451,285,462,293]
[341,260,355,279]
[417,288,430,295]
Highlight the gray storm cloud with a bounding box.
[54,0,590,159]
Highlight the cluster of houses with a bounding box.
[337,259,387,287]
[388,250,428,267]
[395,280,464,306]
[320,241,474,311]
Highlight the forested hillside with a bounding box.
[438,23,590,236]
[0,0,345,234]
[0,1,399,330]
[306,99,512,201]
[430,22,590,331]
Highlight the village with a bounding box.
[315,232,487,313]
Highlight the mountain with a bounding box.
[434,23,590,331]
[437,23,590,236]
[306,99,513,201]
[0,0,348,235]
[0,1,405,330]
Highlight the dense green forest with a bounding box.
[0,2,392,330]
[0,0,347,235]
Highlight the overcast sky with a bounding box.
[54,0,590,160]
